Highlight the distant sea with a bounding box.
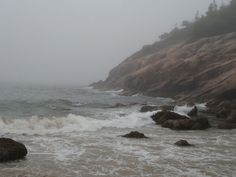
[0,85,235,177]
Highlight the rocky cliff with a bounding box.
[93,32,236,102]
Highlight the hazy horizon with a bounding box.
[0,0,230,86]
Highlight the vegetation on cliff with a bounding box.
[159,0,236,41]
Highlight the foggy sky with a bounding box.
[0,0,230,86]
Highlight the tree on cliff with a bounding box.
[159,0,236,40]
[192,0,236,38]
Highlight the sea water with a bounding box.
[0,84,235,177]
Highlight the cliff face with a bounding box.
[94,32,236,102]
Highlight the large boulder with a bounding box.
[151,111,188,125]
[0,138,27,162]
[121,131,148,138]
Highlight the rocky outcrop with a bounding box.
[93,32,236,103]
[0,138,27,162]
[151,111,210,130]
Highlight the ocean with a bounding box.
[0,85,235,177]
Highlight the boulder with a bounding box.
[151,111,188,125]
[174,140,193,147]
[188,106,198,116]
[140,105,158,112]
[121,131,148,138]
[0,138,27,162]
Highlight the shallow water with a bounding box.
[0,85,235,177]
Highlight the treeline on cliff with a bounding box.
[159,0,236,41]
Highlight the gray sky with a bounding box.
[0,0,230,86]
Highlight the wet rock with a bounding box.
[188,106,198,116]
[174,140,193,147]
[226,110,236,123]
[218,123,236,129]
[218,110,236,129]
[162,116,210,130]
[121,131,148,138]
[109,103,126,108]
[0,138,27,162]
[159,105,174,111]
[216,107,231,118]
[140,105,158,112]
[151,111,188,125]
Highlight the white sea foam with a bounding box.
[0,111,153,135]
[174,103,208,116]
[105,89,124,93]
[195,103,208,111]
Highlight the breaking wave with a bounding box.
[0,111,154,135]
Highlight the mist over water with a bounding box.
[0,1,235,177]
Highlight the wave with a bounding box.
[0,111,154,135]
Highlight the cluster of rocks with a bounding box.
[150,108,210,130]
[121,131,193,148]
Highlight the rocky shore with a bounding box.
[92,32,236,129]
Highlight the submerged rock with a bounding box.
[159,105,174,111]
[121,131,148,138]
[0,138,27,162]
[174,140,193,147]
[109,103,126,108]
[140,105,158,112]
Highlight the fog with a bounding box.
[0,0,230,86]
